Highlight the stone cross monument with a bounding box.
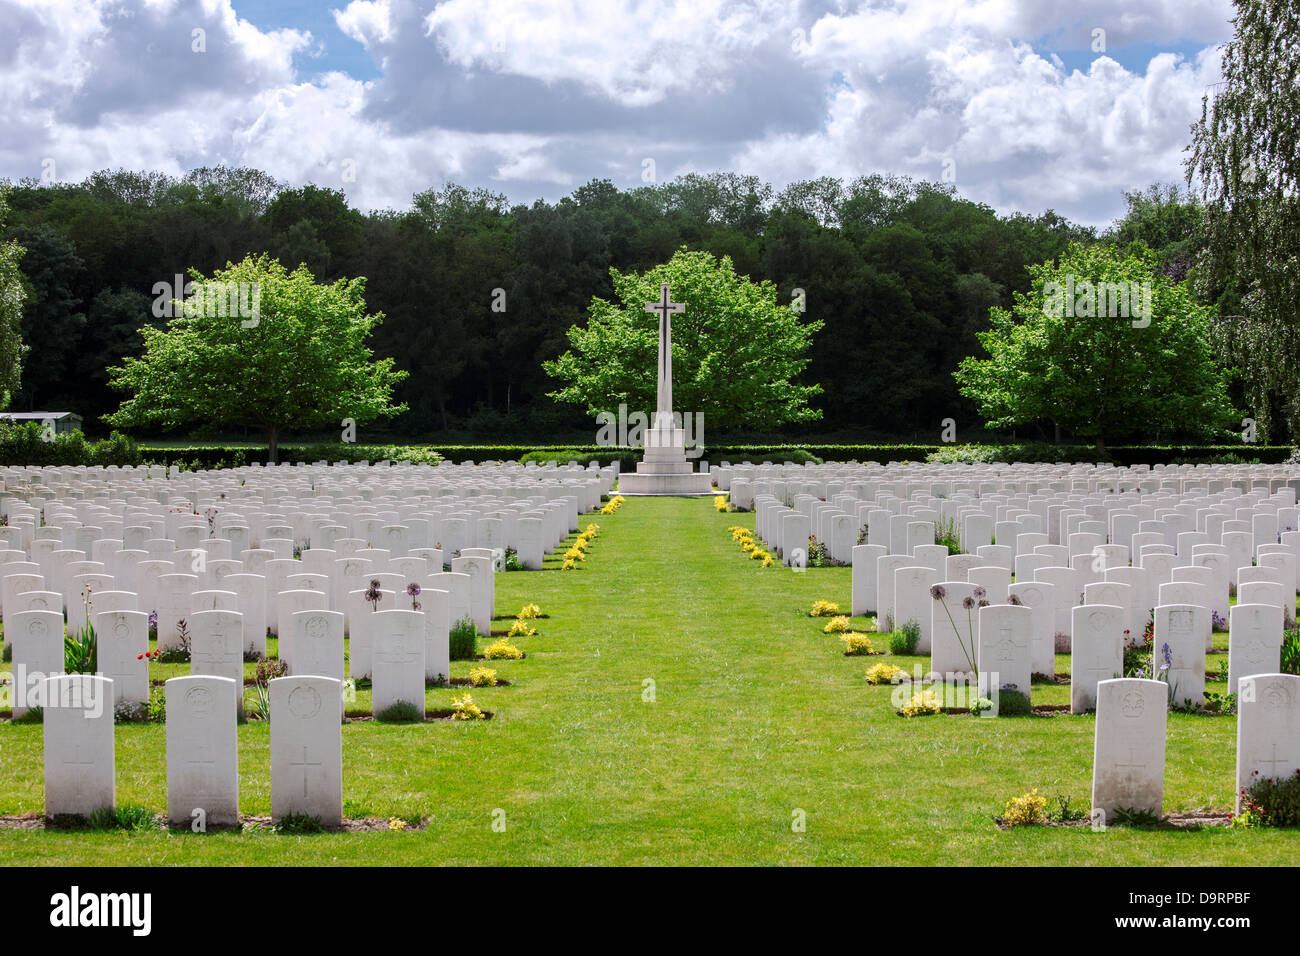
[617,282,713,495]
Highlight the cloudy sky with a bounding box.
[0,0,1235,226]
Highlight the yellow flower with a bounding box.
[714,496,728,512]
[865,663,906,685]
[561,558,576,570]
[469,666,498,687]
[450,693,486,720]
[761,554,775,567]
[809,599,841,617]
[508,619,537,638]
[898,689,943,717]
[484,638,523,660]
[517,603,543,619]
[823,615,852,634]
[839,632,874,655]
[388,817,409,831]
[1001,789,1048,827]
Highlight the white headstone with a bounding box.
[166,675,239,827]
[1071,604,1125,713]
[270,675,343,825]
[371,609,426,715]
[42,674,115,817]
[1091,677,1167,820]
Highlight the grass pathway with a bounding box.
[0,497,1295,863]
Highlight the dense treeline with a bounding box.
[5,166,1168,442]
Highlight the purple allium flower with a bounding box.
[971,586,987,601]
[1007,593,1023,606]
[930,585,947,600]
[962,596,976,610]
[406,583,422,597]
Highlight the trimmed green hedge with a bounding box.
[0,423,141,466]
[139,444,443,470]
[122,441,1294,470]
[925,443,1295,466]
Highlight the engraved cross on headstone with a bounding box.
[1259,742,1291,779]
[290,744,321,800]
[64,735,96,793]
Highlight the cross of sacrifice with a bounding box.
[644,282,685,423]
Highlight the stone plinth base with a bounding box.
[617,470,714,496]
[618,424,713,495]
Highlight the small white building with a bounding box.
[0,411,83,434]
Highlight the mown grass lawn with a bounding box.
[0,496,1296,864]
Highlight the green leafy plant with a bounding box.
[1202,690,1237,715]
[934,516,961,555]
[449,616,478,660]
[1239,769,1300,827]
[12,706,43,724]
[155,619,192,664]
[273,813,326,834]
[1048,794,1087,823]
[64,624,97,674]
[247,681,270,721]
[1109,807,1165,828]
[1282,628,1300,675]
[86,805,163,832]
[146,688,166,723]
[995,686,1032,716]
[375,700,423,723]
[889,618,921,656]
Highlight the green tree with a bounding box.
[0,188,26,409]
[11,224,86,409]
[105,255,407,460]
[1187,0,1300,439]
[544,248,822,430]
[955,243,1236,455]
[1106,183,1203,281]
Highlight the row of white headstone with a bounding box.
[1091,673,1300,819]
[2,461,611,715]
[5,461,610,823]
[729,467,1296,707]
[731,462,1300,819]
[41,673,345,826]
